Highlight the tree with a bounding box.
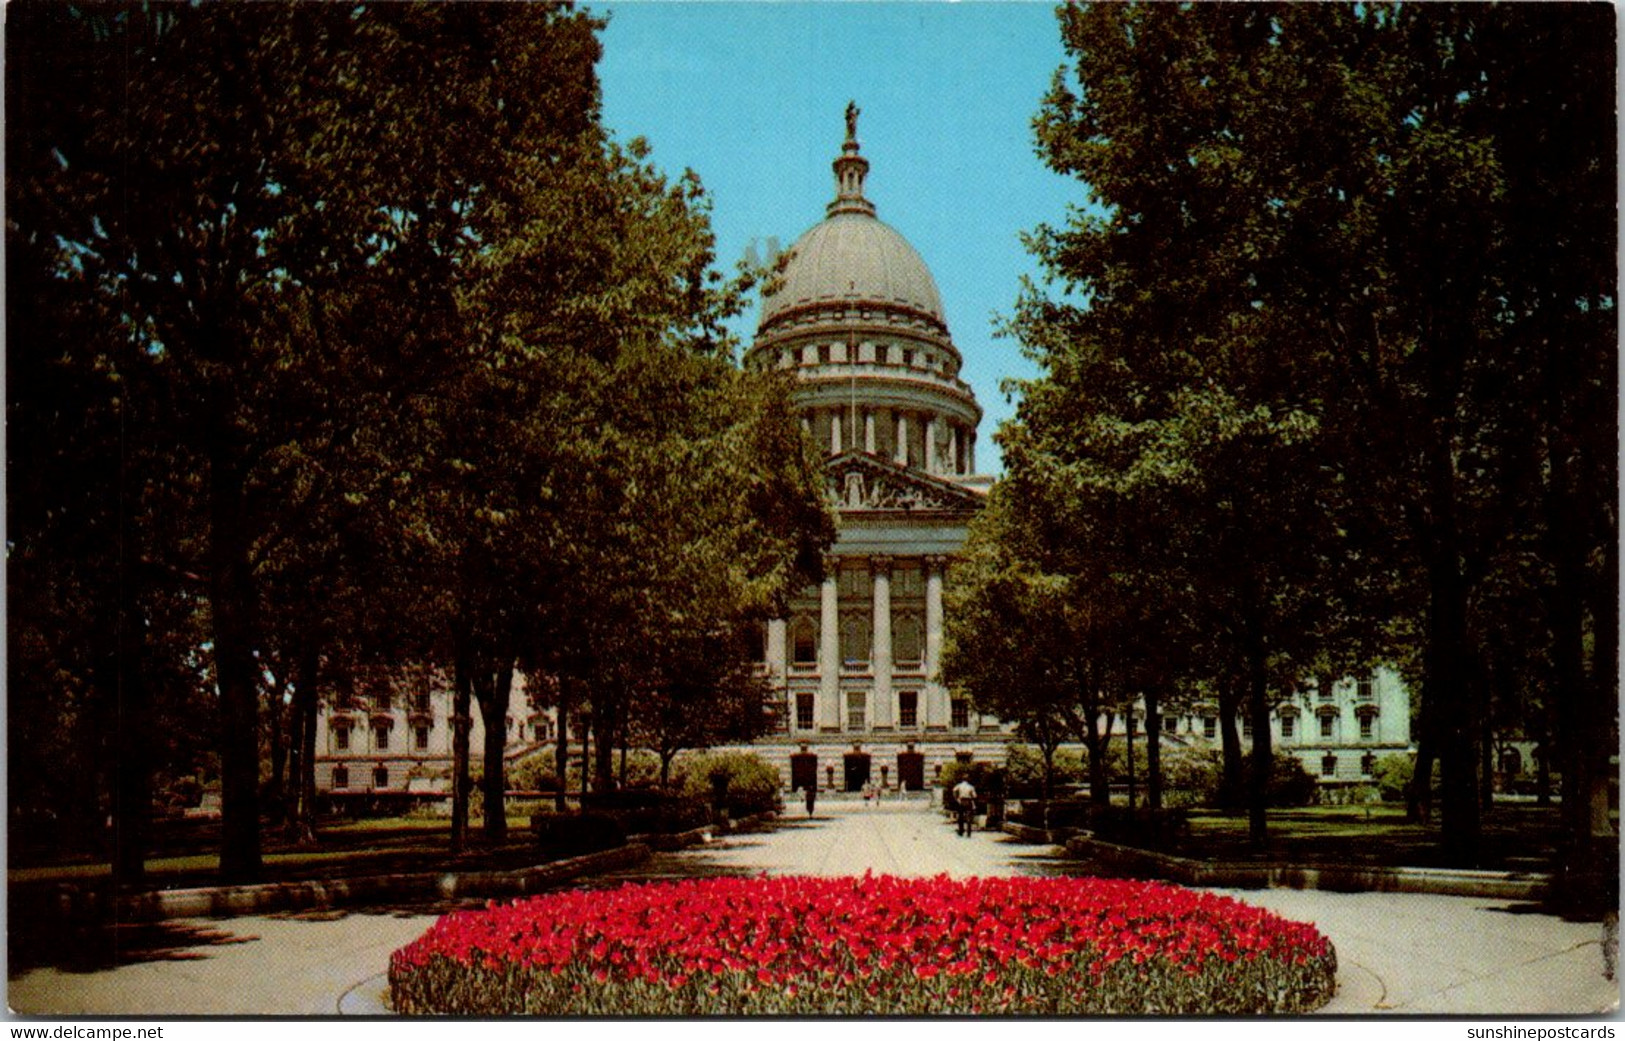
[1015,3,1614,862]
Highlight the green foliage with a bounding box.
[1373,753,1439,804]
[1160,749,1318,809]
[674,752,783,817]
[1004,744,1086,794]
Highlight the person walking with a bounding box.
[804,783,816,818]
[952,777,977,837]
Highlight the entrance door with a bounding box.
[843,753,871,792]
[897,751,925,791]
[790,753,819,792]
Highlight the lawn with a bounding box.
[8,815,552,889]
[1168,802,1567,871]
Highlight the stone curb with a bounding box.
[44,842,653,923]
[1001,821,1081,845]
[1059,834,1553,900]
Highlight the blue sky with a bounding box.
[592,2,1082,473]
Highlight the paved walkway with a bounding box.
[8,799,1619,1016]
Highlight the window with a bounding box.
[894,613,923,665]
[1281,715,1295,738]
[332,766,349,789]
[840,612,870,667]
[415,725,430,750]
[374,724,390,751]
[791,617,817,666]
[412,692,431,714]
[1356,676,1374,701]
[373,765,390,789]
[846,691,866,730]
[1164,716,1179,735]
[898,691,919,728]
[333,725,350,751]
[375,692,392,713]
[1319,715,1334,739]
[1318,683,1334,703]
[951,699,970,729]
[1359,715,1374,740]
[1203,717,1217,739]
[1321,755,1338,778]
[1361,753,1377,777]
[796,694,815,731]
[1242,716,1253,738]
[533,721,549,742]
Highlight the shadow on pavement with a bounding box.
[8,918,260,978]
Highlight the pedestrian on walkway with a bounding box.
[952,777,977,837]
[804,784,816,818]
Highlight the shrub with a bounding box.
[581,790,711,836]
[674,752,782,817]
[530,812,625,857]
[390,874,1337,1014]
[1158,749,1318,808]
[1373,752,1437,803]
[1003,745,1086,797]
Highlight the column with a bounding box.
[830,408,842,454]
[871,556,893,729]
[924,416,939,475]
[967,432,977,473]
[952,427,963,474]
[864,410,876,454]
[766,618,788,686]
[819,563,840,730]
[894,412,909,466]
[924,556,946,728]
[765,618,789,732]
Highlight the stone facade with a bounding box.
[313,665,544,803]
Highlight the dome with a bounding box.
[760,213,946,327]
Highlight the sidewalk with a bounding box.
[8,800,1618,1016]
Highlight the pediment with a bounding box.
[824,452,985,514]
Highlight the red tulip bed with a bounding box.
[389,874,1337,1015]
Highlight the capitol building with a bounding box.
[732,105,1011,793]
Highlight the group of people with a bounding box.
[787,777,981,837]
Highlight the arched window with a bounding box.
[894,612,923,665]
[790,616,817,666]
[840,612,871,667]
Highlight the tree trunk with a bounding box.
[1246,645,1272,850]
[106,642,151,888]
[284,642,320,847]
[1145,687,1163,812]
[450,646,473,854]
[478,659,513,844]
[579,714,591,799]
[1079,706,1113,806]
[1427,543,1480,865]
[1219,682,1244,812]
[1126,712,1137,811]
[266,668,288,818]
[554,702,570,813]
[209,446,263,883]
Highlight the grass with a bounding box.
[1165,802,1569,870]
[9,815,552,889]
